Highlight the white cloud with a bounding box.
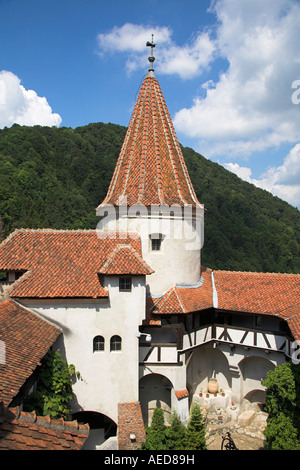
[97,6,300,208]
[0,70,62,128]
[97,23,172,53]
[97,23,216,79]
[224,143,300,208]
[173,0,300,157]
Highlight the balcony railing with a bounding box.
[181,323,291,356]
[139,322,292,365]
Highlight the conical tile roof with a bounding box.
[99,71,202,208]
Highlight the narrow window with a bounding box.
[151,238,161,251]
[93,335,105,352]
[110,335,122,351]
[119,277,131,291]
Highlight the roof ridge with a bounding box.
[214,269,300,276]
[4,270,32,296]
[173,286,187,313]
[98,243,154,275]
[153,80,186,206]
[0,403,89,435]
[99,73,203,208]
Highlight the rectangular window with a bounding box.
[119,277,132,292]
[151,238,161,251]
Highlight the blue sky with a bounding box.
[1,0,300,208]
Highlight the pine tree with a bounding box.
[141,407,167,450]
[165,411,186,450]
[185,403,206,450]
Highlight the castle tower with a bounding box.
[97,39,204,295]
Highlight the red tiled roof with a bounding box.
[0,298,61,406]
[0,402,89,450]
[98,73,202,208]
[99,244,154,275]
[214,270,300,341]
[175,389,189,400]
[214,270,300,316]
[0,229,144,298]
[149,267,213,315]
[146,268,300,342]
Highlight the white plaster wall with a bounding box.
[139,363,187,393]
[140,345,178,363]
[185,342,286,405]
[20,276,146,423]
[97,206,204,296]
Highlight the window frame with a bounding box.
[110,335,122,352]
[93,335,105,352]
[151,238,162,251]
[119,276,132,292]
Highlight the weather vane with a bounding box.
[146,34,156,72]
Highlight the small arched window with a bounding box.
[93,335,105,352]
[110,335,122,351]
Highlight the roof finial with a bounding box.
[146,34,156,74]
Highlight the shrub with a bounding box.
[23,350,75,419]
[263,362,300,450]
[165,411,186,450]
[185,403,206,450]
[141,407,167,450]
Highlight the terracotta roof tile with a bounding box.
[146,268,300,342]
[149,267,213,315]
[0,403,89,450]
[214,270,300,316]
[0,298,61,406]
[0,229,144,298]
[98,74,202,209]
[175,389,189,400]
[99,244,154,275]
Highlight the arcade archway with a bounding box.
[239,355,275,406]
[139,373,173,426]
[72,411,117,450]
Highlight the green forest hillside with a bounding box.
[0,122,299,273]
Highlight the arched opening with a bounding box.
[186,343,231,397]
[244,389,266,410]
[72,411,117,450]
[239,355,275,408]
[139,373,173,426]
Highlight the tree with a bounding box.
[0,123,299,273]
[165,411,186,450]
[23,350,76,420]
[263,413,300,450]
[185,403,206,450]
[263,362,300,450]
[141,407,167,450]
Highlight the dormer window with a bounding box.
[119,277,132,292]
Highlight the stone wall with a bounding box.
[118,402,146,450]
